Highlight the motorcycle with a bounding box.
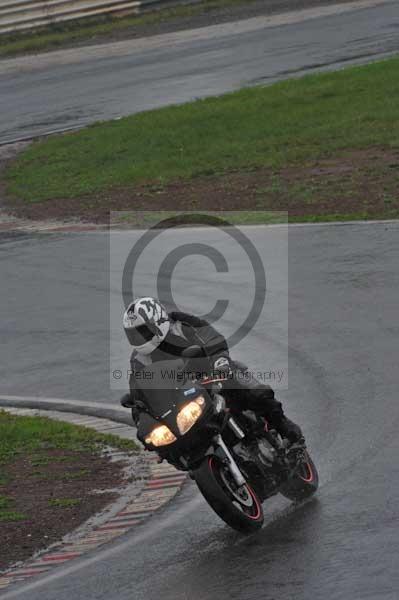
[133,346,319,533]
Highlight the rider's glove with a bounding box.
[120,393,143,426]
[120,392,134,408]
[212,355,232,381]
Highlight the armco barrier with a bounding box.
[0,0,172,34]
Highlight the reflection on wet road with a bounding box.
[1,222,398,599]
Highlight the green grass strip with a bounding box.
[5,56,399,203]
[0,410,138,464]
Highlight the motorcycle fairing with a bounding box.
[135,360,203,411]
[135,360,207,438]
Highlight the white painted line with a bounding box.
[80,218,399,234]
[1,217,397,236]
[108,218,399,232]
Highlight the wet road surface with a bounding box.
[0,0,398,143]
[0,221,398,599]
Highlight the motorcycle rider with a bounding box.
[120,297,303,443]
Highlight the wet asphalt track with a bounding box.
[1,222,398,599]
[0,0,399,143]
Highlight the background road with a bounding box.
[0,0,398,143]
[1,221,398,599]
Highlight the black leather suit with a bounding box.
[124,312,296,434]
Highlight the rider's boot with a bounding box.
[273,415,304,443]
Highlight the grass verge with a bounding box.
[0,410,138,464]
[0,410,138,569]
[3,57,399,223]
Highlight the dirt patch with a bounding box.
[0,448,127,571]
[0,142,32,227]
[2,147,398,224]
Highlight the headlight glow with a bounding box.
[145,425,177,447]
[177,396,205,435]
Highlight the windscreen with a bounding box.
[134,359,186,418]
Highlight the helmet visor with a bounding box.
[125,323,155,347]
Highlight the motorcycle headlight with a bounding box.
[177,395,205,435]
[145,425,177,447]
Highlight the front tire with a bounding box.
[193,456,264,533]
[279,451,319,502]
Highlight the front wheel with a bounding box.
[279,451,319,502]
[193,456,264,533]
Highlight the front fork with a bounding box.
[212,416,247,487]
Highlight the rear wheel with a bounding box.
[279,451,319,502]
[193,456,264,533]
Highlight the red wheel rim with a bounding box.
[298,459,314,483]
[209,457,262,520]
